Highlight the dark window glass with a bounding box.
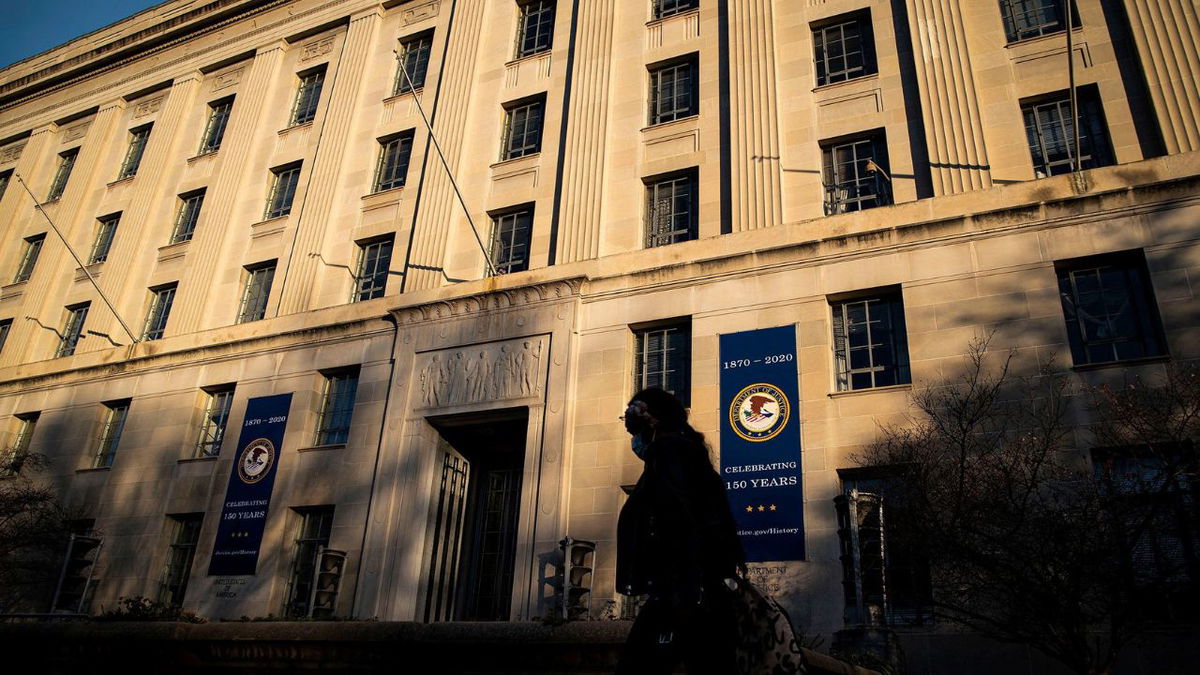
[3,412,38,476]
[94,399,129,468]
[831,291,911,391]
[1056,251,1166,366]
[653,0,699,20]
[645,172,697,247]
[159,514,203,607]
[1022,87,1113,178]
[354,237,394,301]
[649,58,698,125]
[47,148,78,201]
[290,67,326,126]
[195,386,235,458]
[118,125,152,180]
[13,233,45,283]
[822,134,892,214]
[265,164,301,219]
[374,132,414,192]
[89,214,120,264]
[502,98,544,160]
[172,192,206,244]
[0,171,11,201]
[1000,0,1069,42]
[0,319,11,355]
[142,284,177,341]
[515,0,555,59]
[199,98,233,154]
[490,209,532,275]
[316,370,359,446]
[633,322,691,406]
[813,14,876,86]
[57,303,89,358]
[394,32,434,94]
[286,506,335,618]
[238,262,276,323]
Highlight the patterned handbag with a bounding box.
[729,575,808,675]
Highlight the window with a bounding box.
[649,57,698,125]
[0,170,11,201]
[831,290,911,391]
[159,514,203,607]
[813,12,877,86]
[198,97,233,155]
[0,318,11,355]
[488,208,533,275]
[821,133,892,214]
[88,214,120,264]
[633,321,691,406]
[1056,251,1166,366]
[394,31,433,94]
[195,385,235,458]
[237,262,276,323]
[142,284,177,341]
[374,132,414,192]
[315,369,359,446]
[515,0,555,59]
[94,399,130,468]
[12,233,45,283]
[289,67,326,127]
[836,469,933,626]
[117,124,152,180]
[47,148,78,201]
[171,191,205,244]
[501,97,544,160]
[285,506,335,618]
[645,171,697,247]
[1000,0,1071,42]
[353,236,394,301]
[1022,86,1113,178]
[3,412,38,477]
[56,303,89,358]
[653,0,698,20]
[265,163,301,219]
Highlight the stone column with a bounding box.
[726,0,783,231]
[1121,0,1200,154]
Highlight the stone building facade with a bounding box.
[0,0,1197,656]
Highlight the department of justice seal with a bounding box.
[729,383,790,442]
[237,438,275,484]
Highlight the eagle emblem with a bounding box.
[237,438,275,484]
[729,383,790,442]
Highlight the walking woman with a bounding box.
[616,387,745,674]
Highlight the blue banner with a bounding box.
[208,393,293,576]
[719,325,804,562]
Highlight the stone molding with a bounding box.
[415,336,546,409]
[392,279,583,325]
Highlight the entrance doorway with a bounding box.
[423,409,527,621]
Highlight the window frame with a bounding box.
[314,368,360,447]
[47,148,78,201]
[1055,250,1167,367]
[117,124,153,180]
[821,131,892,214]
[265,163,302,220]
[12,233,46,283]
[373,131,415,193]
[1021,85,1113,178]
[195,385,236,458]
[648,55,699,126]
[289,66,327,127]
[812,11,877,87]
[394,31,434,95]
[632,319,692,407]
[830,288,912,392]
[285,506,335,618]
[999,0,1073,43]
[142,283,178,342]
[644,169,698,248]
[88,213,121,264]
[0,170,11,202]
[514,0,556,60]
[3,412,39,477]
[198,97,234,155]
[237,261,276,324]
[652,0,699,20]
[93,399,130,469]
[171,191,206,244]
[0,318,11,355]
[501,95,545,161]
[56,303,90,358]
[352,236,395,302]
[159,514,203,607]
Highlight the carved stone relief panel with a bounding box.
[0,141,26,164]
[212,67,245,92]
[62,122,90,142]
[416,336,547,409]
[134,96,164,118]
[403,0,440,25]
[300,36,336,62]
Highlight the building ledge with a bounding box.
[827,384,912,399]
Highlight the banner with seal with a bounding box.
[208,393,293,576]
[719,325,804,562]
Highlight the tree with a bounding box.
[0,452,77,614]
[858,337,1198,675]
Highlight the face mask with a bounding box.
[631,434,650,460]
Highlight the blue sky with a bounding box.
[1,0,166,69]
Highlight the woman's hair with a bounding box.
[629,387,712,466]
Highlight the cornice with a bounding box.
[391,279,584,325]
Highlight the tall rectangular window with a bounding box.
[0,170,11,201]
[316,369,359,447]
[822,133,891,214]
[0,318,11,355]
[1056,250,1166,366]
[12,233,45,283]
[3,412,38,477]
[57,303,89,358]
[831,290,911,391]
[394,31,434,95]
[286,506,335,618]
[142,284,177,341]
[653,0,698,20]
[237,262,276,323]
[374,131,414,192]
[159,514,203,607]
[633,321,691,406]
[1000,0,1069,42]
[813,12,876,86]
[645,171,697,248]
[94,399,130,468]
[289,67,326,127]
[501,97,544,160]
[195,385,235,458]
[118,124,152,180]
[198,97,233,155]
[171,191,206,244]
[1022,86,1113,178]
[515,0,555,59]
[88,213,120,264]
[353,237,394,301]
[490,208,533,275]
[47,148,78,201]
[649,56,698,125]
[265,163,301,219]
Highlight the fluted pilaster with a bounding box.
[727,0,782,231]
[1122,0,1200,153]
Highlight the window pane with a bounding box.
[48,149,77,201]
[199,100,233,154]
[57,304,89,357]
[94,401,129,468]
[355,238,394,300]
[394,33,433,94]
[654,0,699,20]
[516,0,555,59]
[290,69,326,126]
[814,17,873,86]
[822,136,890,214]
[143,285,177,341]
[316,371,358,446]
[1023,88,1112,177]
[13,234,45,283]
[89,215,120,264]
[172,192,205,244]
[649,60,697,125]
[287,507,334,618]
[1057,253,1165,366]
[1001,0,1067,42]
[266,166,301,219]
[118,125,151,179]
[375,133,414,191]
[633,323,691,406]
[159,515,203,607]
[831,293,911,391]
[491,210,532,275]
[645,174,697,247]
[196,387,235,458]
[238,264,276,323]
[503,100,543,160]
